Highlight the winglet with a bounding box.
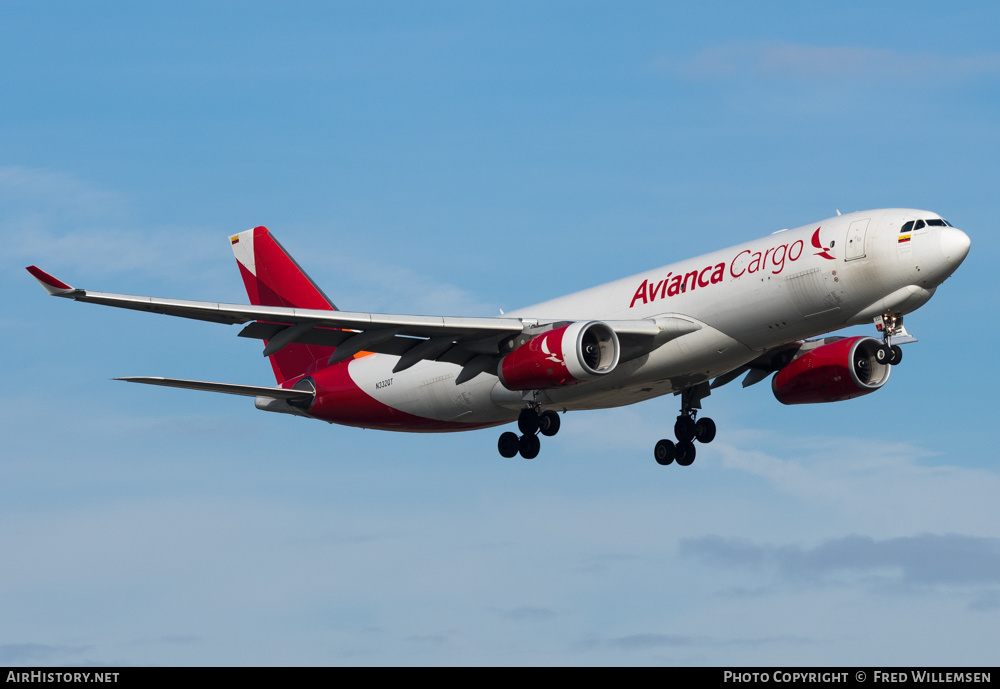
[26,266,81,296]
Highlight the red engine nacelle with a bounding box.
[499,321,620,391]
[772,336,891,405]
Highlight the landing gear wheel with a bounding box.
[654,439,675,466]
[538,410,561,437]
[675,441,697,466]
[498,432,520,458]
[517,408,540,435]
[674,416,697,443]
[875,344,891,364]
[889,345,903,365]
[667,384,714,464]
[518,433,541,460]
[695,417,716,444]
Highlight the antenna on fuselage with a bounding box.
[836,209,842,216]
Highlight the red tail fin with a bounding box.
[231,226,336,384]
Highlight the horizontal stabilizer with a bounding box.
[115,376,314,401]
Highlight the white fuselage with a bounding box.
[340,209,967,427]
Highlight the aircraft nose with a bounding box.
[939,226,971,270]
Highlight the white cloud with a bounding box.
[715,430,1000,538]
[680,533,1000,586]
[9,224,221,281]
[283,248,502,316]
[1,166,226,288]
[495,606,559,622]
[0,166,125,221]
[2,422,998,664]
[657,43,1000,84]
[0,643,92,664]
[4,166,496,315]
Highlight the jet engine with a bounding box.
[499,321,620,391]
[772,336,891,405]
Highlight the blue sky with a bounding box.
[2,1,998,666]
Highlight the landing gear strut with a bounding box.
[498,406,561,459]
[874,313,906,366]
[654,383,716,467]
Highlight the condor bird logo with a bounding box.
[540,334,563,365]
[812,227,836,260]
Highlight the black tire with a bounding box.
[890,345,903,365]
[498,432,520,458]
[519,433,541,460]
[654,439,675,466]
[875,344,891,364]
[518,408,540,435]
[695,417,717,444]
[675,441,696,466]
[674,416,696,443]
[538,410,561,437]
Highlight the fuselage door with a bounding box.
[845,218,870,261]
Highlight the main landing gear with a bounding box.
[498,406,561,459]
[874,313,906,366]
[654,385,716,467]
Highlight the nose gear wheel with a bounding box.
[875,313,907,366]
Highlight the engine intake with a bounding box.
[499,321,620,391]
[772,336,891,405]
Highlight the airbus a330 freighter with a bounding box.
[28,208,970,466]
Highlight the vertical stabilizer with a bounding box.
[231,227,337,384]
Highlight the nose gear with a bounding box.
[874,313,915,366]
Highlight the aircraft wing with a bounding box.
[26,265,524,333]
[27,266,691,376]
[710,342,802,389]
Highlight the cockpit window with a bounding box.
[901,218,952,233]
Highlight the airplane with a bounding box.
[27,208,970,466]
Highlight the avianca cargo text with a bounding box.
[629,235,809,308]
